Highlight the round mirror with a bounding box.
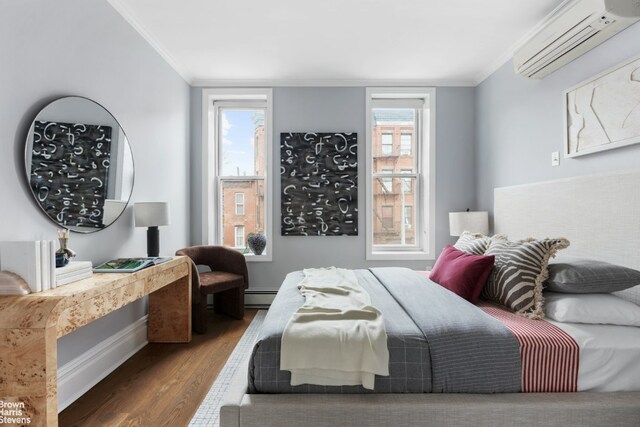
[25,96,134,233]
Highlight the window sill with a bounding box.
[366,251,434,261]
[244,253,272,262]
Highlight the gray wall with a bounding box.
[0,0,191,365]
[191,86,476,289]
[476,22,640,222]
[190,87,204,246]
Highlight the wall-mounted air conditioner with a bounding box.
[514,0,640,79]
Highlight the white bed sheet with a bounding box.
[549,320,640,391]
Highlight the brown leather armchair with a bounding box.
[175,245,248,334]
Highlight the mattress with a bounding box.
[550,321,640,391]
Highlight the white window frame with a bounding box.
[366,87,436,261]
[202,88,273,262]
[235,192,245,216]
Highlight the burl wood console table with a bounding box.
[0,256,191,426]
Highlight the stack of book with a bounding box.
[0,241,94,294]
[0,240,56,293]
[55,261,93,286]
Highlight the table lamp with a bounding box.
[449,210,489,236]
[134,202,171,257]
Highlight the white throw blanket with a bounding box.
[280,267,389,390]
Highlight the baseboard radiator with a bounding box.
[205,289,277,309]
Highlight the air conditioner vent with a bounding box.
[514,0,640,79]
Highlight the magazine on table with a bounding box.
[93,257,172,273]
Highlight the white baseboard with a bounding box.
[245,290,277,307]
[57,316,149,412]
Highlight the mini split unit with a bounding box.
[514,0,640,79]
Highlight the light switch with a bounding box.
[551,151,560,166]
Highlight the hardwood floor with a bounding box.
[59,309,258,427]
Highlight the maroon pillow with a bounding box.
[429,245,495,303]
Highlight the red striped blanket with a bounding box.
[478,301,579,392]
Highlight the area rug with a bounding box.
[189,310,267,427]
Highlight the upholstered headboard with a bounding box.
[494,170,640,304]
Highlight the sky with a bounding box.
[221,109,259,176]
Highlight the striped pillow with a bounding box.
[453,231,492,255]
[483,237,570,319]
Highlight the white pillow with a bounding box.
[544,292,640,327]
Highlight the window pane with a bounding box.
[381,133,393,155]
[372,176,417,246]
[235,192,244,215]
[400,169,413,192]
[381,206,393,229]
[380,169,393,192]
[221,179,265,250]
[234,226,244,247]
[404,205,413,229]
[400,133,412,155]
[402,178,412,193]
[220,108,265,176]
[372,108,416,173]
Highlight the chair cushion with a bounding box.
[199,271,245,294]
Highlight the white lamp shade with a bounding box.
[134,202,171,227]
[449,211,489,236]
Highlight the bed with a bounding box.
[221,170,640,427]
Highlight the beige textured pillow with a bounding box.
[483,237,570,319]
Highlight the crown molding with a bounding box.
[190,78,476,88]
[107,0,194,84]
[472,0,574,85]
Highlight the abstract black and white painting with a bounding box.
[30,121,112,228]
[281,132,357,236]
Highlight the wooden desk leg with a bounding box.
[0,326,58,427]
[148,274,192,343]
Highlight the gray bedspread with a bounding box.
[248,267,521,394]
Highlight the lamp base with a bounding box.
[147,226,160,257]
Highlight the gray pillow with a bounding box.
[545,260,640,294]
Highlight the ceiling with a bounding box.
[108,0,567,86]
